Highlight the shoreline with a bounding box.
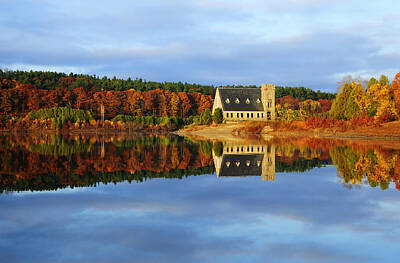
[174,121,400,142]
[2,121,400,143]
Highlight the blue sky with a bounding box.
[0,0,399,91]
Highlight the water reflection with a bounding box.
[0,133,214,193]
[213,142,276,181]
[0,133,400,192]
[1,133,400,263]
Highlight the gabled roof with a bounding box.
[219,154,263,177]
[218,88,264,111]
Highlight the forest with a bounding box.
[276,72,400,126]
[0,69,335,130]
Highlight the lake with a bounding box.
[0,133,399,263]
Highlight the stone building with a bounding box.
[212,84,275,121]
[212,142,275,181]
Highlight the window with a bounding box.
[237,113,239,118]
[235,98,240,104]
[247,113,249,118]
[257,113,259,118]
[230,113,233,118]
[251,113,253,118]
[261,113,264,118]
[226,113,229,118]
[241,113,243,118]
[246,98,250,104]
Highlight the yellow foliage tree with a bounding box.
[367,83,398,121]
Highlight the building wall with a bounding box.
[212,89,222,114]
[213,85,276,122]
[223,111,265,121]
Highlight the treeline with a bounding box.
[277,72,400,124]
[0,69,336,99]
[0,75,214,119]
[0,70,337,121]
[275,86,335,101]
[0,69,215,94]
[329,74,400,121]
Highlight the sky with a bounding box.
[0,0,399,91]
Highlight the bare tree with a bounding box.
[336,75,368,93]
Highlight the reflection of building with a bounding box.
[213,142,275,181]
[212,84,276,122]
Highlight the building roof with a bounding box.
[218,88,264,112]
[218,154,264,177]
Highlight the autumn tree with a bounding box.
[345,82,365,119]
[330,82,353,120]
[391,72,400,115]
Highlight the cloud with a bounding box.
[0,0,399,91]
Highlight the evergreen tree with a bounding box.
[212,108,223,124]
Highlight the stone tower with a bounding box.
[261,84,275,120]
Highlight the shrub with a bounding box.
[200,109,212,124]
[212,108,223,124]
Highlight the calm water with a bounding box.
[0,133,399,263]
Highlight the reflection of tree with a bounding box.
[331,146,399,190]
[0,134,214,193]
[276,158,331,173]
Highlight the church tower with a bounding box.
[261,84,275,120]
